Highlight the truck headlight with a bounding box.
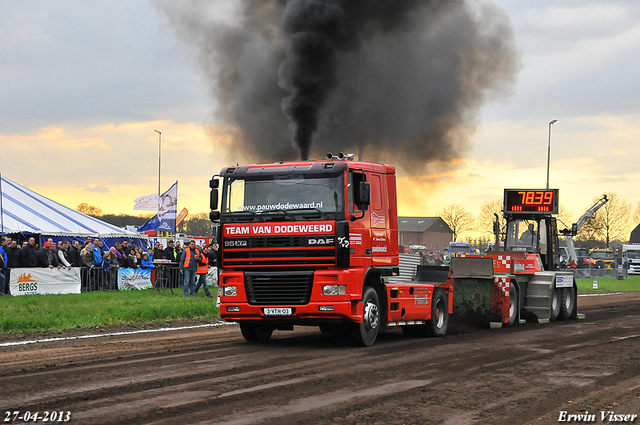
[322,285,346,295]
[221,286,237,297]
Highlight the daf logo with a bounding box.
[308,238,334,245]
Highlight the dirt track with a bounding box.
[2,292,640,425]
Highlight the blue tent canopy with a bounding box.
[0,175,148,248]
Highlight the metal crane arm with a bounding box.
[574,195,608,233]
[562,194,608,264]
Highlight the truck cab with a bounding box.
[622,244,640,274]
[590,248,615,269]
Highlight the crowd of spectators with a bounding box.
[0,236,218,295]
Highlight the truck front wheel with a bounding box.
[350,286,380,347]
[240,322,273,343]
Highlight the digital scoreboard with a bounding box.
[504,189,559,214]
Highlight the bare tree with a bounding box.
[557,205,575,233]
[579,192,630,246]
[439,204,475,242]
[633,201,640,226]
[477,199,505,238]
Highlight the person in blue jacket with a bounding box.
[141,253,155,269]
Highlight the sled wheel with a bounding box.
[550,287,561,321]
[560,286,576,320]
[507,283,518,327]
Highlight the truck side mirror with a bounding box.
[209,211,220,222]
[210,188,219,211]
[209,178,219,189]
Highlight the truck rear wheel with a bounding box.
[560,287,576,320]
[551,287,561,321]
[350,286,380,347]
[426,289,448,337]
[507,284,518,327]
[240,322,273,343]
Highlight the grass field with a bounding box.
[576,275,640,292]
[1,275,639,335]
[0,289,219,333]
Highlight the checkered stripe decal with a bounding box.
[494,276,510,297]
[497,255,511,270]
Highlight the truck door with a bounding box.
[369,173,392,264]
[348,170,371,262]
[540,217,559,271]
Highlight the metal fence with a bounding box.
[573,266,627,280]
[0,265,187,295]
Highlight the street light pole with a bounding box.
[546,120,558,189]
[154,130,162,212]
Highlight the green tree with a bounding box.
[439,204,474,242]
[177,212,216,237]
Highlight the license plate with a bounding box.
[263,308,292,316]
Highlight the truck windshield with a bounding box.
[222,175,344,221]
[449,244,471,254]
[506,219,539,252]
[591,251,613,259]
[625,250,640,259]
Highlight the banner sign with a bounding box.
[117,268,153,290]
[176,207,188,226]
[134,193,158,211]
[157,182,177,232]
[9,268,81,296]
[137,182,178,233]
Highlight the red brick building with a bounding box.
[398,217,453,254]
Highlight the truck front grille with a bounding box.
[245,271,314,305]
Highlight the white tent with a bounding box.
[0,175,143,242]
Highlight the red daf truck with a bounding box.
[209,154,452,346]
[208,156,580,346]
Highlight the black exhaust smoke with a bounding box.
[155,0,519,171]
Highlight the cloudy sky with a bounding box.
[1,0,639,227]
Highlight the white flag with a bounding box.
[134,193,159,211]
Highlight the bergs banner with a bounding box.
[10,268,81,296]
